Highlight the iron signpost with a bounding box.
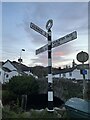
[30,20,77,111]
[36,31,77,55]
[30,22,48,38]
[77,64,89,70]
[46,19,53,111]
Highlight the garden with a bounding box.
[1,75,89,119]
[1,76,67,119]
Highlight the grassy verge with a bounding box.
[2,105,68,119]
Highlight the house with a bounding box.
[53,64,90,80]
[0,62,7,84]
[0,61,19,84]
[0,60,38,84]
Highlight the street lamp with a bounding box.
[18,49,25,75]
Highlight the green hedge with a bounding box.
[8,76,39,95]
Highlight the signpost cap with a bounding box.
[46,19,53,30]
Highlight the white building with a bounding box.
[0,61,19,84]
[0,60,38,84]
[53,64,90,80]
[0,67,5,84]
[0,67,12,84]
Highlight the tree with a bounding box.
[8,76,39,95]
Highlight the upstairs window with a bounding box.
[59,74,61,77]
[63,73,66,77]
[69,72,72,77]
[6,74,9,78]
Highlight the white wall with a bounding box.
[71,69,83,80]
[71,69,89,80]
[0,68,4,84]
[0,68,10,84]
[52,69,90,80]
[8,71,19,80]
[0,68,19,84]
[1,61,19,83]
[24,71,38,79]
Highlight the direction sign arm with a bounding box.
[35,31,77,55]
[36,44,48,55]
[30,22,48,38]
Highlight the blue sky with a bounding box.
[1,2,88,68]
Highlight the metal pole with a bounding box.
[18,49,25,75]
[82,63,87,99]
[47,29,53,111]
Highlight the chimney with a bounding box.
[72,59,75,67]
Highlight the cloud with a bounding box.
[24,2,88,44]
[2,2,88,68]
[31,41,76,67]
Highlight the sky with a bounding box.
[1,1,89,68]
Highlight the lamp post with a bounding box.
[18,49,25,75]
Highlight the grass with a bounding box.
[0,90,2,99]
[2,105,68,119]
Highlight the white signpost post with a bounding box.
[30,20,77,112]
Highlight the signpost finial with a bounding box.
[46,19,53,30]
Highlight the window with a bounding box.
[63,73,66,77]
[59,74,61,77]
[0,71,1,75]
[69,72,72,77]
[6,74,9,78]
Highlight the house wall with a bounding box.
[69,69,83,80]
[0,70,19,84]
[87,69,90,79]
[24,71,38,79]
[0,68,4,84]
[71,69,89,80]
[53,69,90,80]
[0,68,10,83]
[8,71,19,80]
[0,60,19,83]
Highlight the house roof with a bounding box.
[12,61,30,72]
[2,67,11,72]
[3,60,30,72]
[59,67,76,74]
[56,64,89,74]
[0,62,4,68]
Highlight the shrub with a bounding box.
[2,90,17,105]
[8,76,39,96]
[2,105,17,118]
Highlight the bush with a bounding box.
[2,105,17,118]
[8,76,39,96]
[2,90,17,105]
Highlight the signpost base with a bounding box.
[46,108,54,112]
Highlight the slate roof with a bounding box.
[2,67,11,72]
[59,67,76,73]
[55,64,89,74]
[12,61,30,72]
[0,62,4,68]
[3,60,30,72]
